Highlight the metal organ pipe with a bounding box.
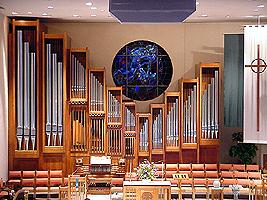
[166,98,179,147]
[16,30,37,151]
[52,53,58,146]
[46,44,51,146]
[90,73,104,112]
[17,30,23,150]
[152,110,163,149]
[193,85,197,143]
[183,85,197,144]
[58,62,63,146]
[201,71,219,139]
[214,71,219,138]
[45,41,64,147]
[30,52,36,150]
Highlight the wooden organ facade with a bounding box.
[8,19,222,175]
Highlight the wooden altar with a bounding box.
[123,181,171,200]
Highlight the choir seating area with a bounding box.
[5,163,262,199]
[119,163,262,199]
[7,170,68,198]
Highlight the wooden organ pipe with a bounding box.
[201,70,219,139]
[108,128,122,155]
[45,41,63,147]
[125,136,135,157]
[71,110,86,151]
[16,30,37,151]
[90,118,105,154]
[183,85,197,143]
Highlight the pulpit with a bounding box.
[123,181,171,200]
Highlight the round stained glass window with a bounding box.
[112,40,173,101]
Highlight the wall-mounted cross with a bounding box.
[245,44,267,132]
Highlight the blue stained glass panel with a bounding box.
[112,40,173,101]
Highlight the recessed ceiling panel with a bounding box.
[109,0,196,23]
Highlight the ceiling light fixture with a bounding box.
[42,13,48,16]
[91,14,97,17]
[225,15,230,18]
[27,11,32,15]
[245,15,254,18]
[196,2,199,6]
[86,2,93,6]
[91,7,97,10]
[73,14,80,17]
[257,4,264,8]
[48,5,54,9]
[200,14,208,17]
[12,11,18,15]
[100,9,105,12]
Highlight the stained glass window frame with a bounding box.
[112,40,173,101]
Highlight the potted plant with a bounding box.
[229,132,258,164]
[136,160,157,182]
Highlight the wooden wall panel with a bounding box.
[199,147,219,163]
[13,159,39,171]
[181,150,197,164]
[165,152,179,164]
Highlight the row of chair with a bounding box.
[8,170,68,196]
[153,163,260,172]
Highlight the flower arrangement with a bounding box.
[136,159,157,181]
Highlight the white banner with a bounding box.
[244,26,267,143]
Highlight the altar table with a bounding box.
[123,181,171,200]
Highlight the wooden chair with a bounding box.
[8,171,22,187]
[206,171,220,187]
[255,174,267,200]
[219,164,233,172]
[21,171,35,196]
[205,164,218,171]
[247,165,260,172]
[35,171,49,198]
[50,170,64,196]
[233,164,246,172]
[13,189,29,200]
[192,164,205,171]
[194,179,209,200]
[59,186,68,200]
[173,173,192,200]
[68,175,87,200]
